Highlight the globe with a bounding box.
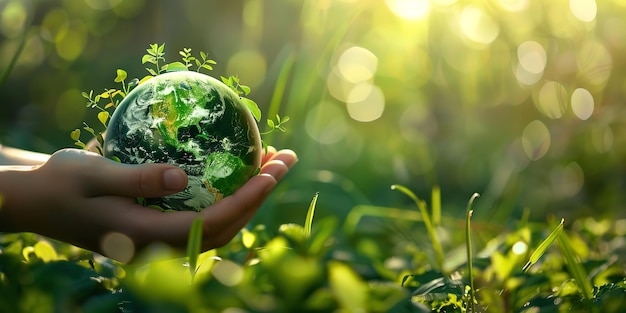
[103,71,262,212]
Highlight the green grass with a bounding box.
[1,186,625,312]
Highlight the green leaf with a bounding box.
[96,132,104,146]
[33,241,57,262]
[200,51,207,60]
[391,184,444,270]
[186,217,203,278]
[74,141,87,149]
[267,119,275,129]
[164,61,188,72]
[241,97,261,122]
[241,228,256,249]
[157,43,165,54]
[97,111,109,126]
[557,228,593,299]
[81,91,90,99]
[240,85,251,95]
[523,218,564,272]
[146,68,157,76]
[83,125,96,136]
[279,223,305,245]
[142,54,154,64]
[70,129,81,141]
[114,69,127,83]
[304,192,319,240]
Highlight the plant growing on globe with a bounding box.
[71,43,289,212]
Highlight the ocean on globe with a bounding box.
[103,71,262,212]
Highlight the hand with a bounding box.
[0,146,298,262]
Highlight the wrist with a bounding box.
[0,168,40,232]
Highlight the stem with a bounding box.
[0,2,34,89]
[465,193,480,313]
[391,185,445,270]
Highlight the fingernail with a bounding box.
[164,168,187,191]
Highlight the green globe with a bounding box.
[103,71,262,212]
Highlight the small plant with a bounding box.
[71,43,289,155]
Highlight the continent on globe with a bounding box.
[103,71,262,212]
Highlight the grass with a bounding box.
[1,185,624,312]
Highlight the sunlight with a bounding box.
[497,0,529,11]
[512,241,528,255]
[459,5,500,44]
[0,0,27,38]
[537,81,568,119]
[346,83,385,122]
[517,41,546,74]
[570,0,597,22]
[337,46,378,83]
[385,0,430,21]
[571,88,594,120]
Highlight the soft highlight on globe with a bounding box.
[103,71,262,212]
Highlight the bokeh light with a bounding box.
[536,81,568,119]
[459,5,500,45]
[0,0,27,38]
[570,0,597,23]
[522,120,551,161]
[551,161,584,198]
[226,49,267,89]
[512,241,528,255]
[346,83,385,122]
[337,46,378,83]
[517,41,546,75]
[211,260,244,287]
[100,232,135,263]
[571,88,594,120]
[305,101,348,144]
[385,0,430,21]
[497,0,529,12]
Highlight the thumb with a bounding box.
[85,160,188,198]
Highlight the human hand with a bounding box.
[0,146,297,262]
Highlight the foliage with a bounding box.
[1,186,625,312]
[70,43,288,155]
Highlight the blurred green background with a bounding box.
[1,0,625,229]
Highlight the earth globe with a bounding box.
[103,71,262,212]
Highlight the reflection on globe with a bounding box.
[103,71,262,212]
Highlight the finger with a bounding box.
[261,146,278,165]
[201,150,298,248]
[84,160,188,198]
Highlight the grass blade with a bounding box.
[557,230,594,300]
[186,217,204,278]
[304,192,319,239]
[465,193,480,312]
[522,218,564,272]
[432,186,441,227]
[391,184,444,271]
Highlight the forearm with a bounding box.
[0,144,50,166]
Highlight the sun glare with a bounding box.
[385,0,431,21]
